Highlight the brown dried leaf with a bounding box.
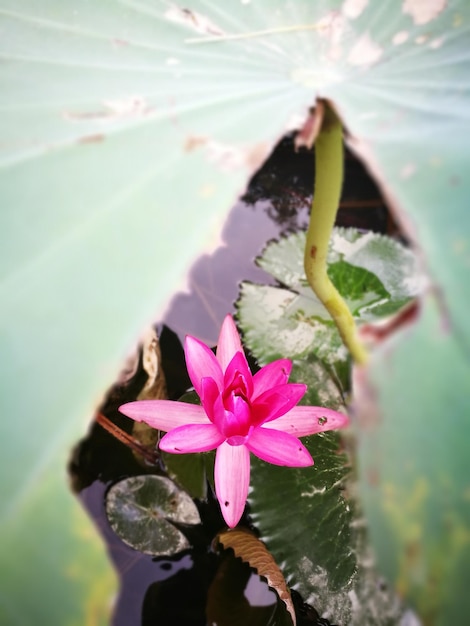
[295,101,324,151]
[206,551,289,626]
[217,528,296,626]
[132,328,167,465]
[164,5,225,37]
[137,327,167,400]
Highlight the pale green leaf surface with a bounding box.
[1,0,469,623]
[0,3,314,622]
[356,295,470,625]
[0,450,116,626]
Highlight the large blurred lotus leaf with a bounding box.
[1,0,469,624]
[105,475,200,556]
[355,295,470,625]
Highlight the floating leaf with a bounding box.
[240,251,406,623]
[249,415,406,624]
[328,260,390,317]
[217,528,296,626]
[105,475,200,556]
[249,432,353,615]
[238,227,419,387]
[257,228,419,322]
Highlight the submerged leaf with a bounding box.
[217,528,296,626]
[105,475,200,556]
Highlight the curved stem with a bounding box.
[96,412,159,465]
[304,103,368,365]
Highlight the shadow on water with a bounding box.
[69,133,392,626]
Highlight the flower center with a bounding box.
[220,372,253,444]
[224,369,249,399]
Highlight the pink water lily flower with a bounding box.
[120,315,349,528]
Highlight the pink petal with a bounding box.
[185,335,223,396]
[215,442,250,528]
[159,424,225,453]
[246,427,313,467]
[210,393,229,434]
[221,395,252,439]
[216,315,243,372]
[252,359,292,400]
[119,400,210,431]
[223,350,253,398]
[251,383,307,424]
[200,376,220,422]
[267,406,349,437]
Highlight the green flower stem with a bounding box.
[304,104,368,365]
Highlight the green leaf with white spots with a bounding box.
[237,228,419,387]
[105,475,200,556]
[257,228,420,319]
[239,227,424,623]
[249,427,406,626]
[243,330,408,624]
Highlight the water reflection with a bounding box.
[163,198,310,346]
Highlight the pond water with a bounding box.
[70,134,391,626]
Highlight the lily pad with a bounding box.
[239,233,411,623]
[105,475,200,556]
[249,431,353,606]
[238,310,356,616]
[257,227,420,319]
[238,228,419,385]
